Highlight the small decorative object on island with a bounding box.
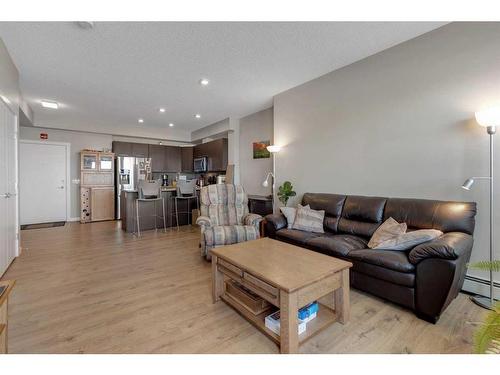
[253,140,271,159]
[467,260,500,354]
[277,181,296,206]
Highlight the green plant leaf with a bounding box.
[474,301,500,353]
[467,260,500,272]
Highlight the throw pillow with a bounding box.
[374,229,443,251]
[292,204,325,233]
[368,217,407,249]
[280,205,310,229]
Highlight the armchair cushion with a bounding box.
[203,225,260,248]
[408,232,473,265]
[243,213,263,227]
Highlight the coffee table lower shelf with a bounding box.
[221,293,337,347]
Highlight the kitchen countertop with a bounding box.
[122,186,201,193]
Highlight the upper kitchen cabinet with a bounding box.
[149,144,167,172]
[112,141,149,158]
[193,138,228,172]
[166,146,182,172]
[181,147,194,172]
[112,141,132,156]
[131,143,149,158]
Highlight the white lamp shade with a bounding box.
[266,145,281,153]
[475,107,500,127]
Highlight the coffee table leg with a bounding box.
[280,290,299,354]
[212,255,224,303]
[334,268,350,324]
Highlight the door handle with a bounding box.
[2,193,11,198]
[57,186,65,189]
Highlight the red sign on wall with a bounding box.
[40,133,48,140]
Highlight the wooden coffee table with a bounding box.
[211,237,352,354]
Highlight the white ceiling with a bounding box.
[0,22,446,141]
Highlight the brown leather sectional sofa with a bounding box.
[264,193,477,323]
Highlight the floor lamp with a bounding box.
[262,145,281,214]
[462,106,500,310]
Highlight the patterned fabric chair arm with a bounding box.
[243,213,263,228]
[196,216,213,228]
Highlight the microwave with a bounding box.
[193,157,208,172]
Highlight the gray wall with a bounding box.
[239,107,273,196]
[19,126,113,220]
[273,23,500,296]
[0,38,19,114]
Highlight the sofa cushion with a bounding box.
[302,193,347,233]
[368,217,407,248]
[373,229,443,251]
[348,249,415,273]
[338,195,387,237]
[352,260,415,287]
[306,234,368,257]
[292,205,325,233]
[383,198,476,235]
[276,228,321,245]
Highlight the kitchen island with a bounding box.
[120,187,199,232]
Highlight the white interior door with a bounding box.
[0,99,18,276]
[19,141,68,225]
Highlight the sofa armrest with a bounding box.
[196,216,212,229]
[409,232,473,265]
[243,213,263,228]
[264,213,287,238]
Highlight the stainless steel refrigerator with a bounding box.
[116,156,152,219]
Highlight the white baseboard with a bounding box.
[462,275,500,300]
[68,217,80,222]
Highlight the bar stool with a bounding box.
[175,180,199,230]
[135,179,166,237]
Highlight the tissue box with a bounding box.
[265,310,307,336]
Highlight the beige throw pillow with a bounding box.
[374,229,443,251]
[292,204,325,233]
[280,205,310,229]
[368,217,407,249]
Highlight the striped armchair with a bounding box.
[196,184,263,259]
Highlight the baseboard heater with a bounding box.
[462,274,500,300]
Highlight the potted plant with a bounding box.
[277,181,296,207]
[467,260,500,354]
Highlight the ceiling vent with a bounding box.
[76,22,94,30]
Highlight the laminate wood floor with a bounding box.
[1,221,485,353]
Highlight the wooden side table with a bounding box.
[0,280,15,354]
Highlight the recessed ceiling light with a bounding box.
[195,114,201,119]
[138,118,144,123]
[41,100,59,109]
[169,123,174,127]
[159,108,166,113]
[199,78,210,86]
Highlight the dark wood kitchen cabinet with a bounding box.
[181,147,194,172]
[149,144,167,172]
[131,143,149,158]
[193,138,228,172]
[112,141,132,156]
[166,146,182,172]
[112,141,149,158]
